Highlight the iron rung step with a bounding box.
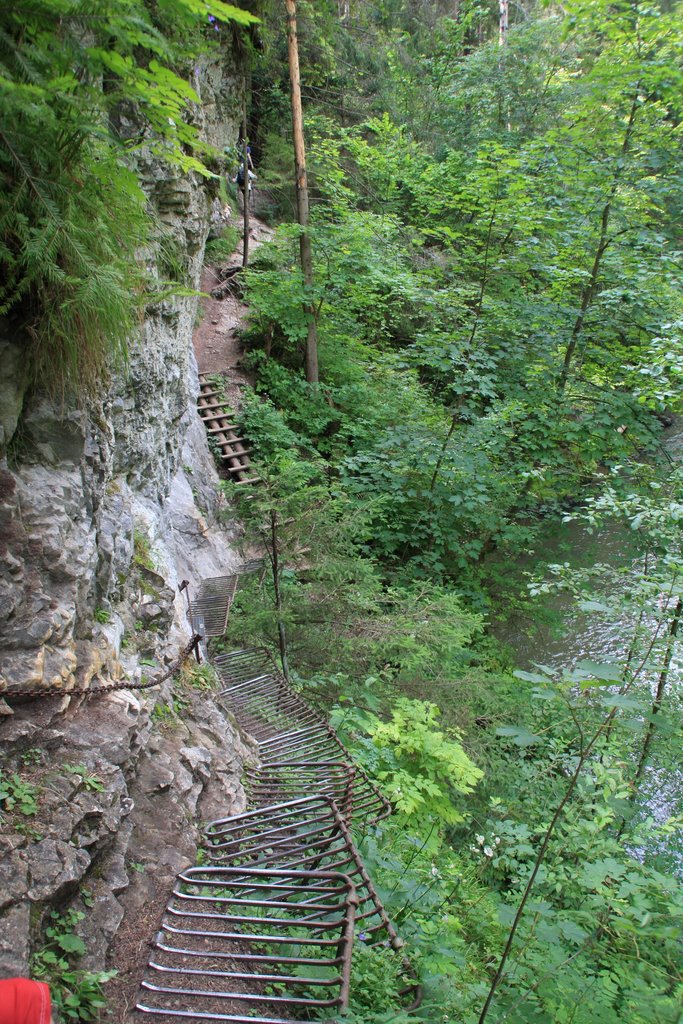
[198,400,232,412]
[221,449,252,460]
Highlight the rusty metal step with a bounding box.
[207,428,244,439]
[203,797,420,1010]
[221,453,251,462]
[135,864,357,1023]
[198,400,232,413]
[190,564,263,638]
[214,649,392,829]
[196,383,260,490]
[191,575,239,637]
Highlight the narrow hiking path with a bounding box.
[192,215,274,488]
[124,222,421,1021]
[106,222,274,1023]
[133,572,419,1021]
[193,216,273,393]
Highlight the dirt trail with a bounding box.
[193,216,273,408]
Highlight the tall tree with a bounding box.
[241,90,250,269]
[284,0,319,384]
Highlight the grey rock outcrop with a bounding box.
[0,42,252,1002]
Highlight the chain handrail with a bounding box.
[1,633,203,702]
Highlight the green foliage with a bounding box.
[181,661,219,691]
[343,942,412,1018]
[0,770,39,816]
[333,697,483,825]
[244,0,681,582]
[235,388,305,461]
[152,690,191,725]
[132,530,155,571]
[326,664,683,1024]
[20,747,44,767]
[63,764,105,793]
[226,4,683,1022]
[32,909,117,1021]
[223,452,482,678]
[205,226,242,264]
[0,0,256,392]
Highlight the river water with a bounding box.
[489,495,683,875]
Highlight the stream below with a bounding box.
[489,444,683,875]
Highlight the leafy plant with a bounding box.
[0,770,39,816]
[32,909,117,1022]
[132,531,155,571]
[205,227,241,264]
[152,691,191,725]
[63,765,105,794]
[332,697,482,826]
[0,0,256,392]
[20,747,44,767]
[341,942,412,1019]
[181,662,219,691]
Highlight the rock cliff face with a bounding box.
[0,47,252,999]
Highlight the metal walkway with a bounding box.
[190,561,263,638]
[135,567,420,1021]
[135,864,358,1023]
[214,647,392,830]
[203,795,419,1009]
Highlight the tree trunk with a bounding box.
[631,595,682,792]
[499,0,508,46]
[270,509,290,681]
[241,92,249,269]
[284,0,319,385]
[557,90,640,393]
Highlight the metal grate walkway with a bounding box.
[204,797,420,1011]
[136,561,421,1019]
[190,561,263,638]
[214,647,392,829]
[135,865,358,1023]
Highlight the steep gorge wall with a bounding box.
[0,46,255,994]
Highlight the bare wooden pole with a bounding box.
[284,0,319,385]
[499,0,509,46]
[241,88,249,269]
[270,509,289,681]
[557,88,640,393]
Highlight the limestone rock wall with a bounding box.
[0,44,253,996]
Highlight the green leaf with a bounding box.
[579,599,612,612]
[57,934,87,955]
[496,725,542,746]
[576,659,623,682]
[532,687,559,701]
[600,694,643,710]
[514,669,551,684]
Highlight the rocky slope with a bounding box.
[0,45,255,1006]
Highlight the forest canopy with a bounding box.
[223,1,683,1020]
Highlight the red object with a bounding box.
[0,978,51,1024]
